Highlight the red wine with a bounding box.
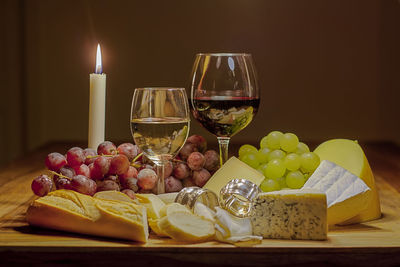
[191,97,260,137]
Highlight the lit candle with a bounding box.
[88,44,106,149]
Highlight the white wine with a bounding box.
[131,117,189,162]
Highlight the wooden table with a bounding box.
[1,142,400,266]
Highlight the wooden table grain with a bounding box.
[1,142,400,266]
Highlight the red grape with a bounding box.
[173,162,190,179]
[83,148,97,165]
[187,152,205,171]
[89,163,103,180]
[117,143,139,162]
[97,180,120,192]
[109,154,130,175]
[66,147,85,167]
[45,152,67,171]
[104,175,119,183]
[203,150,220,172]
[179,143,197,160]
[123,177,139,192]
[187,135,207,153]
[74,164,90,177]
[165,176,183,193]
[156,161,173,179]
[137,169,158,190]
[94,156,111,176]
[97,141,117,155]
[70,175,97,196]
[138,164,154,171]
[31,174,53,196]
[182,177,196,187]
[121,189,136,200]
[120,166,138,180]
[60,166,76,178]
[54,178,71,190]
[193,168,211,187]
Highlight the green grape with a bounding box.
[260,179,280,192]
[286,171,306,189]
[256,147,270,163]
[264,159,286,179]
[280,133,299,152]
[238,144,258,158]
[300,152,320,172]
[296,142,310,154]
[267,149,286,162]
[241,152,260,169]
[284,153,301,171]
[257,163,268,174]
[262,131,283,150]
[276,176,287,188]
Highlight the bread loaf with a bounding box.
[26,189,149,242]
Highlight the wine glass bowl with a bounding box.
[190,53,260,164]
[130,88,190,193]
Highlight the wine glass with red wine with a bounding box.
[190,53,260,165]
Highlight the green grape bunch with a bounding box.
[238,131,320,192]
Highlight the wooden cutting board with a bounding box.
[0,143,400,266]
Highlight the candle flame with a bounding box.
[95,44,102,74]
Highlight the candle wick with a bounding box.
[96,65,102,74]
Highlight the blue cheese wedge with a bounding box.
[251,189,327,240]
[303,160,371,225]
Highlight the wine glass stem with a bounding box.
[217,137,230,165]
[155,162,165,194]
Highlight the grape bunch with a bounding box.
[31,135,220,198]
[238,131,320,192]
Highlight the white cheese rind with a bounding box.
[251,189,327,240]
[303,160,371,225]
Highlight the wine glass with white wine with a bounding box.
[190,53,260,165]
[130,88,190,194]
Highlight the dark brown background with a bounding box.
[1,0,399,167]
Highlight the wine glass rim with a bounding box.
[135,87,186,91]
[196,53,252,57]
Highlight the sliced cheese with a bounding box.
[94,190,138,204]
[150,203,191,237]
[157,211,215,243]
[26,189,148,242]
[136,193,165,220]
[303,160,371,225]
[203,156,264,196]
[194,202,216,223]
[251,189,327,240]
[156,192,179,204]
[314,139,381,224]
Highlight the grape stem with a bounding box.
[48,170,71,180]
[86,154,114,159]
[130,152,143,168]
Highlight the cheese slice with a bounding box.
[157,211,215,243]
[251,189,327,240]
[314,139,381,224]
[303,160,371,225]
[136,194,165,221]
[150,203,191,237]
[194,202,216,223]
[156,193,179,204]
[203,156,264,196]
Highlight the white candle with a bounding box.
[88,44,106,149]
